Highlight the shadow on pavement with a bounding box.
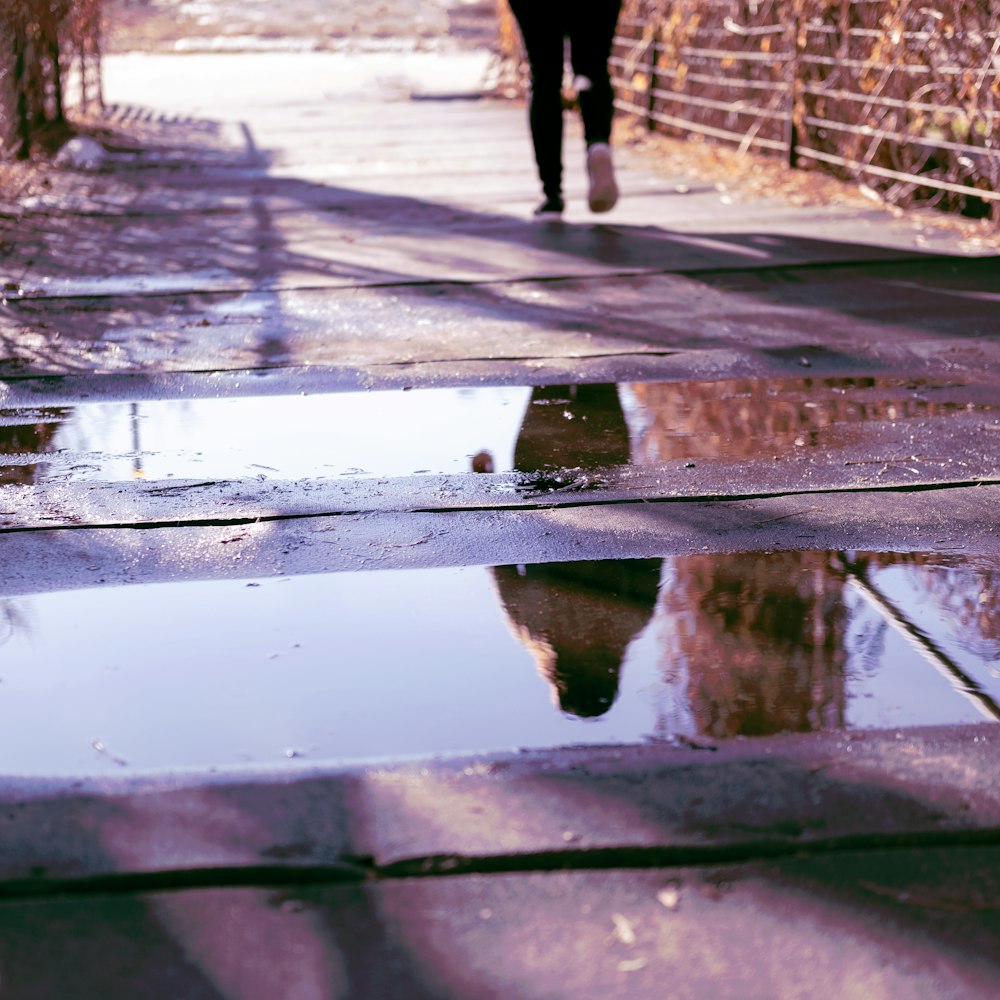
[0,733,997,997]
[1,107,997,377]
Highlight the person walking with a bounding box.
[507,0,623,220]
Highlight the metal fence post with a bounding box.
[786,10,801,169]
[647,28,658,133]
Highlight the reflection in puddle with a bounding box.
[514,384,631,471]
[0,408,69,484]
[660,550,849,737]
[5,389,530,483]
[0,550,996,775]
[492,384,661,718]
[625,375,993,463]
[0,375,989,483]
[2,373,997,773]
[660,550,1000,739]
[494,559,662,718]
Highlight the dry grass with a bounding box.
[617,117,999,250]
[613,0,998,221]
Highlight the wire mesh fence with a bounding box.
[1,0,104,159]
[612,0,998,216]
[499,0,998,218]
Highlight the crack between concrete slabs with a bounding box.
[6,251,958,305]
[3,826,1000,902]
[0,349,680,386]
[0,477,996,535]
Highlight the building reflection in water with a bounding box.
[626,379,863,738]
[487,385,662,718]
[625,375,984,463]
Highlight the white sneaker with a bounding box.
[586,143,619,213]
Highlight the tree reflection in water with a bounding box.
[0,407,69,484]
[660,552,848,737]
[484,376,1000,735]
[629,377,1000,738]
[853,552,1000,657]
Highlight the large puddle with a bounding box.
[0,375,991,484]
[0,549,996,775]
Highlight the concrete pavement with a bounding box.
[0,43,999,998]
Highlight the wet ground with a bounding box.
[1,376,999,775]
[1,18,1000,999]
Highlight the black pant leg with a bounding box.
[568,0,623,147]
[508,0,566,200]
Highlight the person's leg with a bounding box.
[508,0,566,211]
[567,0,622,147]
[568,0,623,211]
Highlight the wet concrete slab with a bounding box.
[0,849,998,999]
[2,256,996,380]
[0,726,996,876]
[1,415,998,531]
[1,485,1000,596]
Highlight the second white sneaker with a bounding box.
[586,142,619,213]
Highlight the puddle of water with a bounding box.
[623,375,993,464]
[19,269,245,299]
[0,408,68,484]
[0,549,995,775]
[658,550,1000,737]
[0,376,989,484]
[0,389,529,483]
